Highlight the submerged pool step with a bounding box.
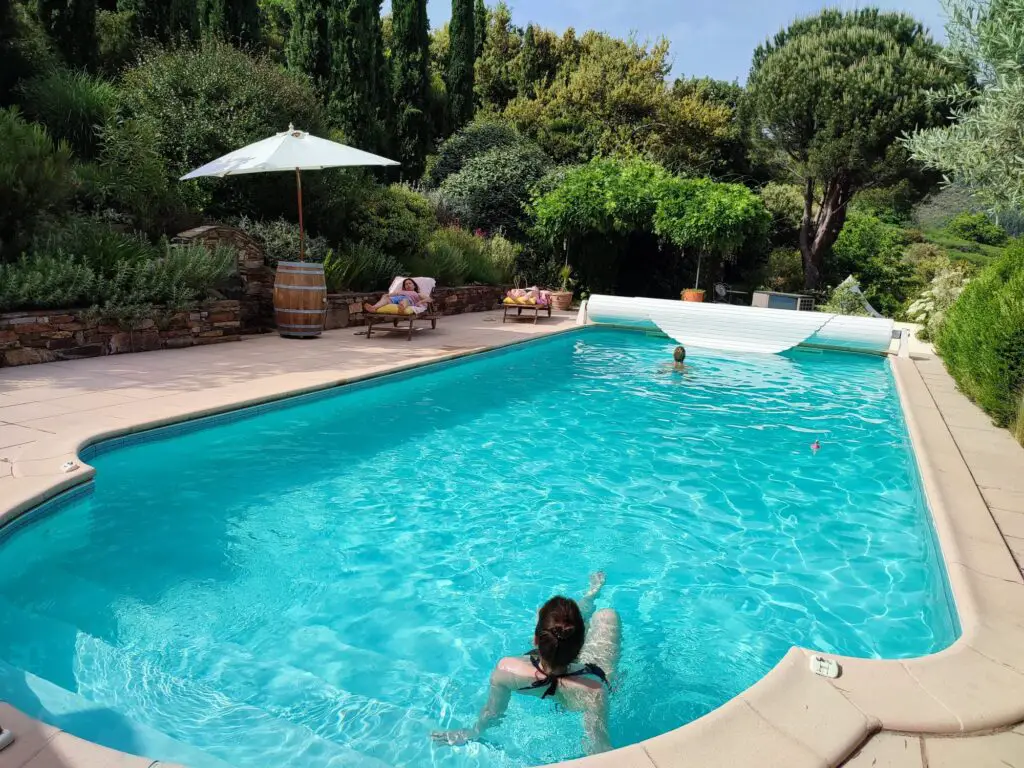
[0,656,239,768]
[0,596,412,767]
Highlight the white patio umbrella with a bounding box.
[180,124,399,260]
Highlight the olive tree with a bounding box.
[743,9,960,289]
[904,0,1024,212]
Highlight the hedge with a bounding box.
[936,240,1024,428]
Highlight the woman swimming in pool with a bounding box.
[432,573,621,754]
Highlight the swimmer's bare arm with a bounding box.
[431,666,515,746]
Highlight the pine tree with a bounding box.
[391,0,430,176]
[446,0,474,128]
[474,0,486,60]
[37,0,97,68]
[518,22,538,97]
[328,0,387,150]
[287,0,332,93]
[118,0,198,43]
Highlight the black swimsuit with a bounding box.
[518,652,610,699]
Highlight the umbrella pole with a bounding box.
[296,168,305,262]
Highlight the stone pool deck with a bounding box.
[1,311,1023,768]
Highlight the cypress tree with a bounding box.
[446,0,474,128]
[37,0,97,68]
[518,22,538,97]
[1,0,25,103]
[328,0,387,150]
[203,0,261,46]
[287,0,332,93]
[118,0,198,43]
[391,0,430,176]
[474,0,486,60]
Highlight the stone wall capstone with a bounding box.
[0,301,242,367]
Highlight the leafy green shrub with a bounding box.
[439,142,552,236]
[945,212,1008,246]
[1,3,60,103]
[323,243,404,292]
[402,228,470,286]
[18,69,118,158]
[0,242,234,312]
[434,226,499,283]
[937,242,1024,427]
[348,184,438,268]
[32,215,158,275]
[78,118,184,236]
[0,107,74,256]
[487,233,520,284]
[121,38,328,219]
[96,9,141,77]
[235,216,331,266]
[424,119,523,188]
[819,278,870,317]
[760,248,803,292]
[96,244,237,310]
[0,254,98,310]
[831,212,915,317]
[906,258,971,340]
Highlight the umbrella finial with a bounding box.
[288,122,294,131]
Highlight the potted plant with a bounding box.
[551,265,575,311]
[681,288,705,302]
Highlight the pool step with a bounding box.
[0,596,412,767]
[38,564,452,711]
[0,656,237,768]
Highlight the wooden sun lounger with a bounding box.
[502,302,552,324]
[364,301,438,341]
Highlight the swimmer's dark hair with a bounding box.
[673,346,686,363]
[535,596,585,682]
[402,278,420,292]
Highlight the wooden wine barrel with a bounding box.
[274,261,327,338]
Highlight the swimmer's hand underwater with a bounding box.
[431,728,477,746]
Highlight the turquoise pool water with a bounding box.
[0,328,957,767]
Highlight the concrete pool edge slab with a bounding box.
[1,320,1023,768]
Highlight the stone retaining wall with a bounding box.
[325,285,506,330]
[174,224,275,333]
[0,300,242,367]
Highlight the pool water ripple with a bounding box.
[0,328,957,767]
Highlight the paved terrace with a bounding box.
[1,309,1023,768]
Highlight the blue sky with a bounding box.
[423,0,948,82]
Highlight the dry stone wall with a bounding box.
[0,301,242,367]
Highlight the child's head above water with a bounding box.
[673,346,686,363]
[535,596,585,670]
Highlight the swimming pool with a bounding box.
[0,328,958,767]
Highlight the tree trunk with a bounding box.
[799,175,852,291]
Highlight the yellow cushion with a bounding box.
[374,303,414,315]
[503,297,517,305]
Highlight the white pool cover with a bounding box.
[584,295,893,355]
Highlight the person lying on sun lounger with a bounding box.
[364,278,428,314]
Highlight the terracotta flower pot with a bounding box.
[681,289,705,303]
[551,291,573,311]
